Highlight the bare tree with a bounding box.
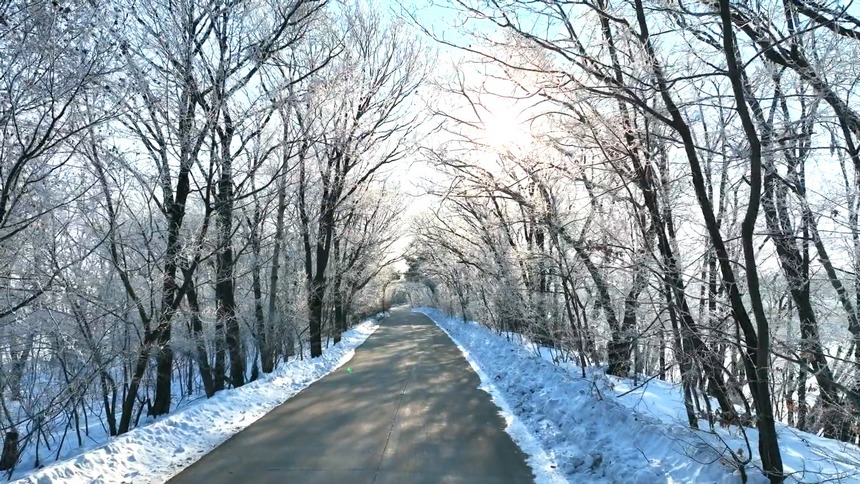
[296,7,423,357]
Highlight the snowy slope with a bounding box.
[609,374,860,483]
[12,322,378,484]
[415,307,860,483]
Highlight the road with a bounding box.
[168,309,535,484]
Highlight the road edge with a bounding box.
[412,307,568,484]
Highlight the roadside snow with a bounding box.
[414,307,760,483]
[418,307,860,483]
[609,369,860,483]
[13,322,378,484]
[425,315,568,484]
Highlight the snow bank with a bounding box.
[14,322,378,484]
[414,307,756,483]
[609,365,860,483]
[418,307,860,482]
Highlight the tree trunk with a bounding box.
[297,134,335,359]
[763,169,842,432]
[212,315,226,392]
[252,239,268,373]
[250,186,273,376]
[214,107,245,388]
[216,248,244,387]
[332,237,344,344]
[0,430,19,471]
[8,333,33,400]
[265,175,288,372]
[309,279,325,357]
[333,293,345,344]
[119,345,151,434]
[150,331,174,416]
[716,3,784,477]
[186,275,215,398]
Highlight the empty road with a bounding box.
[168,309,534,484]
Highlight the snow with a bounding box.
[609,376,860,483]
[414,307,860,483]
[12,321,378,484]
[427,318,568,484]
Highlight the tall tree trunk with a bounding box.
[265,174,288,370]
[119,345,151,433]
[305,176,337,358]
[333,299,344,344]
[251,223,268,377]
[249,184,270,379]
[151,335,174,416]
[0,430,19,471]
[297,132,331,359]
[309,192,338,357]
[717,3,783,477]
[332,237,344,344]
[145,164,192,418]
[7,332,33,400]
[215,165,245,388]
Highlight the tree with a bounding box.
[296,7,423,357]
[407,0,860,478]
[0,0,112,468]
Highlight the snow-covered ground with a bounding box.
[11,321,378,484]
[414,307,860,484]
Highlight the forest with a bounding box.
[0,0,415,475]
[4,0,860,481]
[404,0,860,481]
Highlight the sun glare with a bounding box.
[479,110,531,152]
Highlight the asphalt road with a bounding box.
[167,309,535,484]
